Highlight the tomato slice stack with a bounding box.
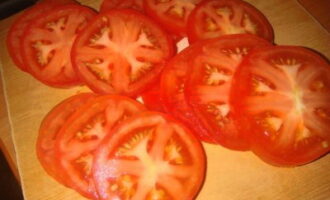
[231,46,330,166]
[36,93,97,185]
[37,93,206,199]
[160,40,216,143]
[184,34,271,150]
[55,95,146,199]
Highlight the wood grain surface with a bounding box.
[0,0,329,200]
[0,47,18,180]
[298,0,330,32]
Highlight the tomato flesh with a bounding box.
[144,0,203,37]
[21,4,96,87]
[55,95,146,199]
[93,112,206,200]
[72,9,175,96]
[141,82,166,112]
[187,0,274,43]
[231,46,330,166]
[100,0,144,12]
[185,34,271,150]
[36,93,96,185]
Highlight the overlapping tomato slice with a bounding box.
[36,93,97,185]
[144,0,203,37]
[160,41,215,143]
[231,46,330,166]
[55,95,146,199]
[100,0,144,12]
[93,112,205,200]
[21,4,96,87]
[6,0,76,72]
[72,9,175,96]
[187,0,274,43]
[185,34,271,150]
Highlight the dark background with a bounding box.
[0,0,37,20]
[0,149,23,200]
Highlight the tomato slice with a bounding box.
[100,0,144,12]
[141,82,166,112]
[185,34,271,150]
[21,4,96,87]
[36,93,96,185]
[55,95,146,199]
[231,46,330,166]
[6,0,75,72]
[93,112,206,200]
[72,9,175,96]
[160,41,216,143]
[144,0,203,37]
[187,0,274,43]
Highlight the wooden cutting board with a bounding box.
[0,0,329,199]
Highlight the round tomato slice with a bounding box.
[21,4,96,87]
[185,34,271,150]
[72,9,174,96]
[100,0,144,12]
[187,0,274,43]
[160,41,215,143]
[144,0,203,37]
[55,95,146,199]
[93,112,206,200]
[140,82,166,112]
[6,0,75,72]
[36,93,96,185]
[231,46,330,166]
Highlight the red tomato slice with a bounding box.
[144,0,203,37]
[36,93,96,185]
[231,46,330,166]
[72,9,175,96]
[160,41,216,143]
[141,82,166,112]
[6,0,75,72]
[100,0,144,12]
[187,0,274,43]
[185,34,271,150]
[55,95,146,199]
[93,112,206,200]
[21,4,96,87]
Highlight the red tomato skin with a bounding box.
[93,111,206,200]
[72,9,175,96]
[36,93,97,186]
[6,0,76,72]
[21,4,97,88]
[187,0,274,44]
[231,46,330,166]
[55,95,146,199]
[184,34,272,150]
